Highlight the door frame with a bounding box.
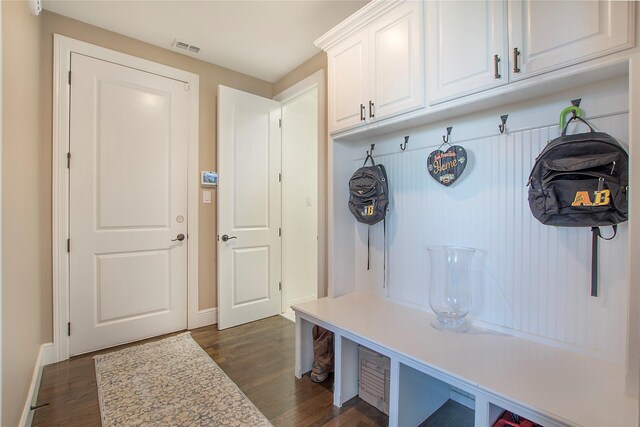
[274,70,327,300]
[52,35,200,362]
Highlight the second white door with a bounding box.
[217,85,282,330]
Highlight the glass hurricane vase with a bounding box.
[427,246,476,332]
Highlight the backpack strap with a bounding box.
[562,116,596,136]
[366,227,370,271]
[383,218,387,291]
[363,152,376,167]
[590,225,618,297]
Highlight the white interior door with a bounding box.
[279,87,319,317]
[69,53,189,356]
[217,85,282,330]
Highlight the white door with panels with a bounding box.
[69,53,189,356]
[217,85,282,330]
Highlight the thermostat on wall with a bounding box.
[201,171,218,187]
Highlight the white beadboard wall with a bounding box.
[341,76,630,363]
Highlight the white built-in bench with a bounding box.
[292,292,637,427]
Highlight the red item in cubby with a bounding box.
[493,411,537,427]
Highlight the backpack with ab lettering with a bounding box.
[527,115,628,296]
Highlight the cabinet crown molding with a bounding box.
[314,0,404,51]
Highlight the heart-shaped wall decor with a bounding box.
[427,145,467,186]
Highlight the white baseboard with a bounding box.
[19,342,54,427]
[196,308,218,328]
[281,294,318,322]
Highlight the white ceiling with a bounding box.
[42,0,368,83]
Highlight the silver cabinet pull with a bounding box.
[360,104,365,121]
[369,101,375,118]
[221,234,237,242]
[171,233,185,241]
[513,48,521,73]
[493,54,501,79]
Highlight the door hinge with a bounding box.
[279,282,282,291]
[278,173,282,182]
[67,152,71,169]
[66,239,70,253]
[185,83,190,92]
[68,70,71,85]
[278,227,282,237]
[278,118,282,128]
[67,322,71,336]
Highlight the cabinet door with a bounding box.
[369,1,424,121]
[509,0,635,80]
[427,1,507,104]
[327,31,369,133]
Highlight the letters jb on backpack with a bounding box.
[527,115,628,296]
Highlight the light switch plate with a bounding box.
[202,190,211,204]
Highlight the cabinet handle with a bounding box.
[493,54,501,79]
[513,47,521,73]
[360,104,365,121]
[369,101,375,119]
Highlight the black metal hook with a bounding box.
[442,127,453,144]
[499,114,508,134]
[363,143,376,166]
[400,136,409,151]
[366,143,375,157]
[571,98,582,118]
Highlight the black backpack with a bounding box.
[348,154,389,225]
[528,116,628,296]
[348,150,389,284]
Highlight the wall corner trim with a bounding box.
[18,343,54,427]
[196,308,218,328]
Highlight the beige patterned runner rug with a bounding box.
[94,332,272,427]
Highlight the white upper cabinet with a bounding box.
[369,2,424,121]
[323,1,424,133]
[320,0,635,136]
[508,0,635,80]
[328,30,369,131]
[427,1,508,104]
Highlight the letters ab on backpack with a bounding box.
[527,115,628,296]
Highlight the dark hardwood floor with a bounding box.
[32,316,389,426]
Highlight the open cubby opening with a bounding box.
[488,402,544,427]
[399,363,476,426]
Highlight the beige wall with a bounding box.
[39,10,273,315]
[273,52,327,96]
[2,2,47,425]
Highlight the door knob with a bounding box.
[221,234,237,242]
[171,233,185,241]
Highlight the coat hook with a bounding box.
[442,126,453,144]
[499,114,509,134]
[570,98,582,118]
[400,136,409,151]
[560,100,584,129]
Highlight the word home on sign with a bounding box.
[427,145,468,186]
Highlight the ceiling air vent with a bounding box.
[173,40,201,54]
